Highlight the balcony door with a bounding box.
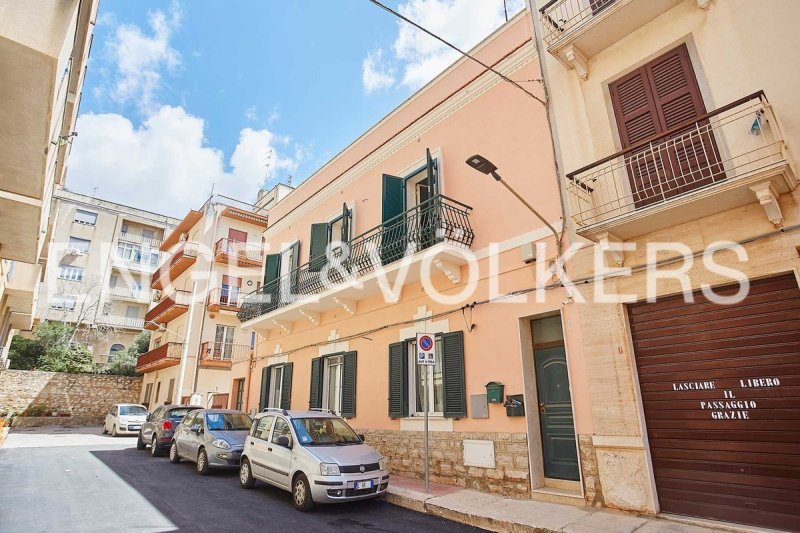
[220,275,241,306]
[214,325,235,359]
[609,45,725,208]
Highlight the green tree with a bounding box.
[38,343,94,373]
[7,335,45,370]
[33,321,74,353]
[105,331,150,376]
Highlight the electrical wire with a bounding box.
[368,0,547,107]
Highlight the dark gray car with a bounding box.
[169,409,252,475]
[137,405,202,456]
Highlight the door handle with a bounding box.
[268,447,273,452]
[539,402,546,414]
[249,441,254,445]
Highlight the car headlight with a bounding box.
[378,458,387,471]
[212,439,231,450]
[320,463,341,476]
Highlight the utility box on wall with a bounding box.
[485,382,505,404]
[505,394,525,417]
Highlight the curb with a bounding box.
[385,489,556,533]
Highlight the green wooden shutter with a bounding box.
[341,203,351,243]
[381,174,406,265]
[341,351,357,418]
[309,357,323,409]
[309,223,329,272]
[280,363,293,410]
[388,342,408,418]
[259,366,271,411]
[425,148,438,196]
[262,254,281,313]
[441,331,466,419]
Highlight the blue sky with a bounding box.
[69,0,524,217]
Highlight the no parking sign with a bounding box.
[416,333,435,365]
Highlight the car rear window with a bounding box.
[168,408,198,420]
[119,405,148,416]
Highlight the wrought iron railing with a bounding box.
[136,342,182,371]
[539,0,619,48]
[565,91,788,232]
[199,341,251,363]
[238,195,474,322]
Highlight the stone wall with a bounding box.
[360,429,531,497]
[0,370,142,426]
[578,434,605,506]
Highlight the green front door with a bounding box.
[534,345,580,481]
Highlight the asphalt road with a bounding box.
[0,427,483,533]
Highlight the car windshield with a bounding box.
[291,417,362,446]
[205,413,251,431]
[168,408,197,420]
[119,406,147,416]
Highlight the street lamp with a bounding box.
[465,154,562,255]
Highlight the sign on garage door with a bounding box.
[628,273,800,531]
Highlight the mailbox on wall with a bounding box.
[485,382,505,404]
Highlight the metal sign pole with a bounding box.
[423,366,429,494]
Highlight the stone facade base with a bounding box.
[578,434,605,506]
[359,429,531,498]
[11,416,104,427]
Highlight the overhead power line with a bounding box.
[368,0,547,106]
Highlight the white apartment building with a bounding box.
[36,189,180,365]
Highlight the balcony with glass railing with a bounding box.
[199,341,251,369]
[238,195,474,334]
[538,0,683,77]
[564,91,796,239]
[136,342,182,372]
[213,238,263,268]
[144,290,191,330]
[150,241,199,291]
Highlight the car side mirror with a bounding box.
[146,414,151,421]
[191,424,201,434]
[276,435,292,448]
[358,434,366,442]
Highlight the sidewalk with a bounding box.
[384,475,746,533]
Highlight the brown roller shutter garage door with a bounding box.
[628,273,800,530]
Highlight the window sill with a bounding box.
[399,416,453,432]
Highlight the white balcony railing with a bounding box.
[108,286,152,302]
[565,91,792,234]
[96,315,146,329]
[539,0,618,48]
[119,231,163,248]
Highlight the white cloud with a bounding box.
[106,2,182,113]
[362,49,396,94]
[68,106,297,217]
[362,0,526,93]
[244,105,258,121]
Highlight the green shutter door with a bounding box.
[280,363,293,410]
[441,331,467,418]
[259,366,271,411]
[388,342,408,418]
[381,174,406,265]
[309,223,329,272]
[262,254,281,314]
[341,351,357,418]
[309,357,323,409]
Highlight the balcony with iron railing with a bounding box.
[96,315,146,329]
[136,342,182,372]
[151,241,199,291]
[207,287,244,313]
[199,341,252,369]
[144,290,191,330]
[565,91,796,240]
[214,238,263,268]
[238,195,474,334]
[108,286,152,303]
[538,0,683,77]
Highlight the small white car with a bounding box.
[103,404,148,437]
[239,409,389,511]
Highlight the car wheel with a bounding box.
[292,474,314,512]
[150,436,161,457]
[136,432,146,450]
[196,448,210,475]
[240,459,256,489]
[169,441,181,464]
[111,425,118,437]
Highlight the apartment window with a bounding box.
[121,223,129,234]
[58,265,84,282]
[220,275,241,305]
[125,306,139,319]
[67,237,90,254]
[141,228,155,240]
[260,363,293,410]
[309,204,352,271]
[73,209,97,226]
[167,378,175,403]
[109,344,125,359]
[117,242,158,266]
[109,274,118,288]
[407,338,444,416]
[154,382,161,403]
[51,295,77,311]
[143,383,153,405]
[308,353,357,417]
[6,260,15,281]
[269,365,284,408]
[234,378,245,411]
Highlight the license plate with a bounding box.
[128,425,140,430]
[354,480,373,490]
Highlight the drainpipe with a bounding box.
[175,279,198,403]
[191,202,221,396]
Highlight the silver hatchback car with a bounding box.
[168,409,252,474]
[239,409,389,511]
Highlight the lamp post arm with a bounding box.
[497,178,563,254]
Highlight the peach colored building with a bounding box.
[136,188,290,411]
[235,13,589,500]
[531,0,800,529]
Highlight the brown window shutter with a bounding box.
[645,44,707,130]
[610,67,660,147]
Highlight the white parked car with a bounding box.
[103,404,148,437]
[239,409,389,511]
